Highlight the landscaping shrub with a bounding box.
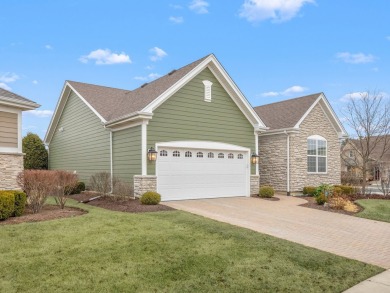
[329,195,347,210]
[314,184,333,197]
[315,193,327,205]
[332,187,343,197]
[0,191,15,220]
[302,186,317,196]
[339,185,354,196]
[89,172,112,196]
[259,186,274,198]
[113,179,133,197]
[52,170,79,209]
[17,170,56,213]
[343,201,359,212]
[13,190,27,217]
[66,182,86,195]
[22,132,48,170]
[140,192,161,205]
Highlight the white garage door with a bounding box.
[156,141,250,201]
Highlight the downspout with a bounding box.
[110,130,113,193]
[284,131,290,196]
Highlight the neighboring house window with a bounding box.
[197,152,203,158]
[185,151,192,157]
[237,154,243,159]
[173,151,180,157]
[202,80,213,102]
[228,153,234,159]
[349,150,354,158]
[208,152,214,158]
[307,135,327,173]
[218,153,224,158]
[160,150,168,157]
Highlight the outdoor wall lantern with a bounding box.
[147,147,158,161]
[251,153,260,164]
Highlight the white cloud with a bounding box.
[386,36,390,41]
[239,0,314,23]
[45,44,53,50]
[79,49,132,65]
[134,76,148,81]
[148,73,161,80]
[340,91,389,102]
[169,16,184,24]
[189,0,209,14]
[145,65,153,70]
[25,109,54,118]
[0,83,12,91]
[336,52,376,64]
[260,85,308,97]
[32,80,38,85]
[134,73,162,82]
[149,47,167,62]
[0,72,19,83]
[170,4,183,9]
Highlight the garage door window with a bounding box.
[238,154,243,159]
[208,152,214,158]
[228,153,234,159]
[218,153,224,158]
[197,152,203,158]
[185,151,192,157]
[160,150,168,157]
[173,151,180,157]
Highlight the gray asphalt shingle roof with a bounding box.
[0,88,39,107]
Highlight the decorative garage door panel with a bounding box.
[157,147,249,201]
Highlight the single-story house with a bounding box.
[0,88,40,189]
[45,54,347,200]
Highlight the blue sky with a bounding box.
[1,0,389,138]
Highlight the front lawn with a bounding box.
[0,198,383,292]
[356,199,390,223]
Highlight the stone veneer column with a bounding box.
[250,175,260,195]
[133,175,157,198]
[0,153,24,190]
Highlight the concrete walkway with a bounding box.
[344,270,390,293]
[164,195,390,269]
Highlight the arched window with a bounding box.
[185,151,192,158]
[197,152,203,158]
[307,135,327,173]
[218,153,224,159]
[173,150,180,157]
[160,150,168,157]
[208,152,214,158]
[228,153,234,159]
[237,154,243,159]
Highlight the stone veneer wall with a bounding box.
[289,103,341,192]
[133,175,157,198]
[258,134,288,191]
[250,175,260,195]
[0,153,23,190]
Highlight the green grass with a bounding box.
[356,199,390,223]
[0,198,383,293]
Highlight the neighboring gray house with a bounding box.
[254,93,348,194]
[45,54,347,200]
[0,88,40,190]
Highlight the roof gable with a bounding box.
[0,88,40,110]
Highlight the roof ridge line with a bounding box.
[254,92,322,108]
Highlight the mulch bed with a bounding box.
[69,193,175,213]
[0,205,87,225]
[299,196,362,215]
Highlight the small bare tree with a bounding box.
[342,91,390,195]
[89,172,112,196]
[53,170,79,209]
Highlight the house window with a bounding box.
[218,153,224,159]
[349,150,354,158]
[160,150,168,157]
[202,80,213,102]
[208,152,214,158]
[185,151,192,158]
[173,151,180,157]
[307,135,327,173]
[237,154,243,159]
[197,152,203,158]
[228,153,234,159]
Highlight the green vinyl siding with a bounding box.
[147,67,256,175]
[112,126,142,185]
[49,91,110,183]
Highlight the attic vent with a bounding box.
[202,80,213,102]
[141,83,148,88]
[168,69,177,75]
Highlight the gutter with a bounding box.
[284,130,290,196]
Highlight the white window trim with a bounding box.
[307,135,327,174]
[202,80,213,102]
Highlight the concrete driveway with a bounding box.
[164,196,390,269]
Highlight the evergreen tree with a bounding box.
[22,132,48,169]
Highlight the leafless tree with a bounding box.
[342,91,390,195]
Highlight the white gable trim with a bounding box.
[141,54,267,130]
[44,82,106,144]
[294,93,348,138]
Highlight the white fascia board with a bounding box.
[105,112,153,130]
[259,127,300,136]
[105,111,153,127]
[294,93,348,137]
[156,141,250,152]
[0,98,39,110]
